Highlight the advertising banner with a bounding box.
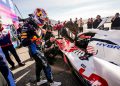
[0,0,19,47]
[0,0,18,27]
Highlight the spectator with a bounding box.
[17,24,22,43]
[87,18,93,29]
[63,21,67,26]
[91,18,93,22]
[56,21,63,38]
[66,18,74,27]
[111,13,120,29]
[65,18,73,28]
[74,18,78,24]
[64,18,75,34]
[93,15,102,29]
[74,18,78,31]
[53,24,57,30]
[0,21,25,69]
[70,18,72,22]
[77,18,84,32]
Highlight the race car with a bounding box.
[56,18,120,86]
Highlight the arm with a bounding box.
[44,40,55,52]
[44,44,54,52]
[111,17,115,22]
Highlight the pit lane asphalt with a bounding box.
[10,47,81,86]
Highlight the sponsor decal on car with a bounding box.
[96,42,120,50]
[79,68,108,86]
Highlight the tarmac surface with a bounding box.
[10,47,82,86]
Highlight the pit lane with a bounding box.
[11,47,81,86]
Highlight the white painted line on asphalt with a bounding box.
[12,61,35,74]
[15,70,30,83]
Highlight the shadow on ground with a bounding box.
[13,57,81,86]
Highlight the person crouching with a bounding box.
[44,37,57,65]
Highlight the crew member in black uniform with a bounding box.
[44,37,57,65]
[44,28,54,42]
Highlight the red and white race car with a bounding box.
[56,24,120,86]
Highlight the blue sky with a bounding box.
[13,0,120,21]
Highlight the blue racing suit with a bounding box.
[29,43,53,82]
[21,18,53,83]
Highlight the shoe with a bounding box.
[37,80,47,86]
[50,81,61,86]
[18,63,25,66]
